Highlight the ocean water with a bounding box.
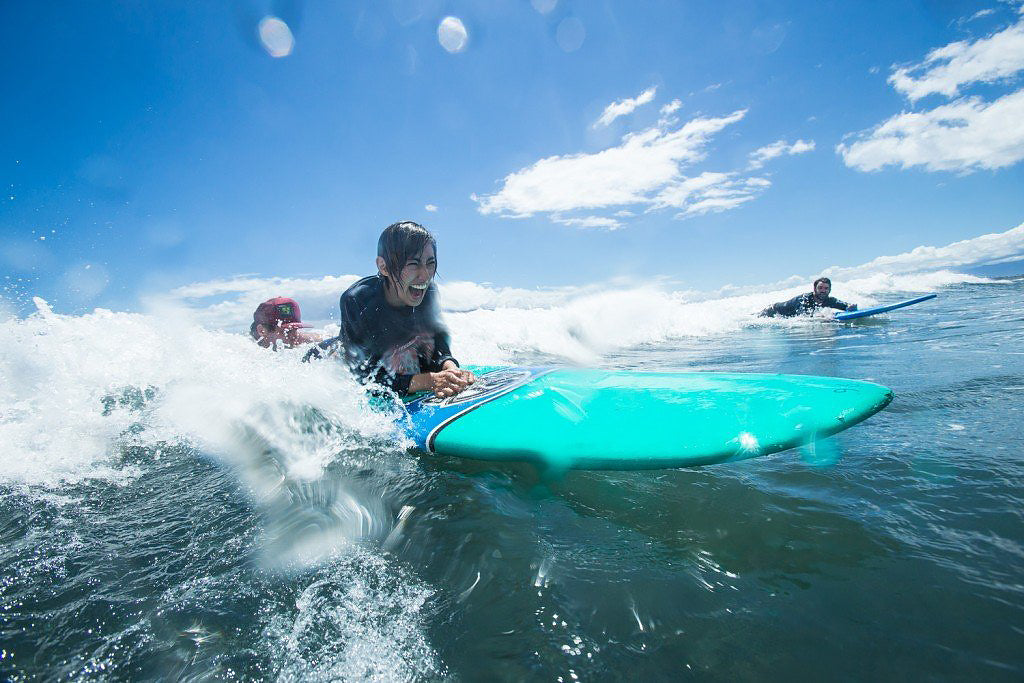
[1,274,1022,680]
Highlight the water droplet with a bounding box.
[556,17,585,52]
[258,16,294,58]
[438,16,468,53]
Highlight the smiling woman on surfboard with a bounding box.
[332,221,475,398]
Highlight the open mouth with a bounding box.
[408,282,428,301]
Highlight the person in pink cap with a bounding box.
[250,297,321,350]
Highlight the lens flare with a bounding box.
[258,16,294,58]
[556,17,585,52]
[62,263,110,302]
[437,16,468,53]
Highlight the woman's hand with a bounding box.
[430,367,476,397]
[425,361,475,397]
[409,364,476,398]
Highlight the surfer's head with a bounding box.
[376,221,437,308]
[250,297,314,349]
[813,277,831,300]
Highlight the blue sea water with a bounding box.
[1,275,1022,680]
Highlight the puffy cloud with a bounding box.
[889,13,1024,101]
[473,88,820,228]
[825,221,1024,279]
[149,274,361,331]
[659,99,682,117]
[841,10,1024,173]
[748,139,815,169]
[651,173,771,218]
[472,108,749,224]
[837,90,1024,172]
[593,87,657,128]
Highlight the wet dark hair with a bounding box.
[377,221,437,289]
[249,321,260,340]
[813,277,831,289]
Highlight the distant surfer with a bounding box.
[305,221,475,398]
[250,297,322,349]
[759,277,858,318]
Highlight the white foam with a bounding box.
[264,549,442,679]
[0,302,399,489]
[442,270,980,364]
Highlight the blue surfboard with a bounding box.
[835,293,937,321]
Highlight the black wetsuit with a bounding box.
[759,292,853,318]
[304,275,457,395]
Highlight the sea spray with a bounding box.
[0,299,416,572]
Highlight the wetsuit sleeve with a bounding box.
[339,293,368,371]
[825,296,852,311]
[760,294,804,318]
[429,329,457,371]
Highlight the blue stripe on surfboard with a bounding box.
[835,293,937,321]
[402,367,555,451]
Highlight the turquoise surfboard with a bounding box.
[835,293,937,321]
[401,367,893,470]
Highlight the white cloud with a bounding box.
[651,173,771,218]
[473,96,817,227]
[837,89,1024,171]
[553,215,623,230]
[967,8,996,22]
[841,10,1024,174]
[425,204,438,212]
[659,99,682,117]
[149,274,361,331]
[748,139,815,169]
[890,13,1024,101]
[472,109,749,223]
[825,221,1024,278]
[593,87,657,128]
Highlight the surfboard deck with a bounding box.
[401,367,893,470]
[835,293,937,321]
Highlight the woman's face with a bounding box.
[381,242,436,307]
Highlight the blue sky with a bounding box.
[2,0,1023,316]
